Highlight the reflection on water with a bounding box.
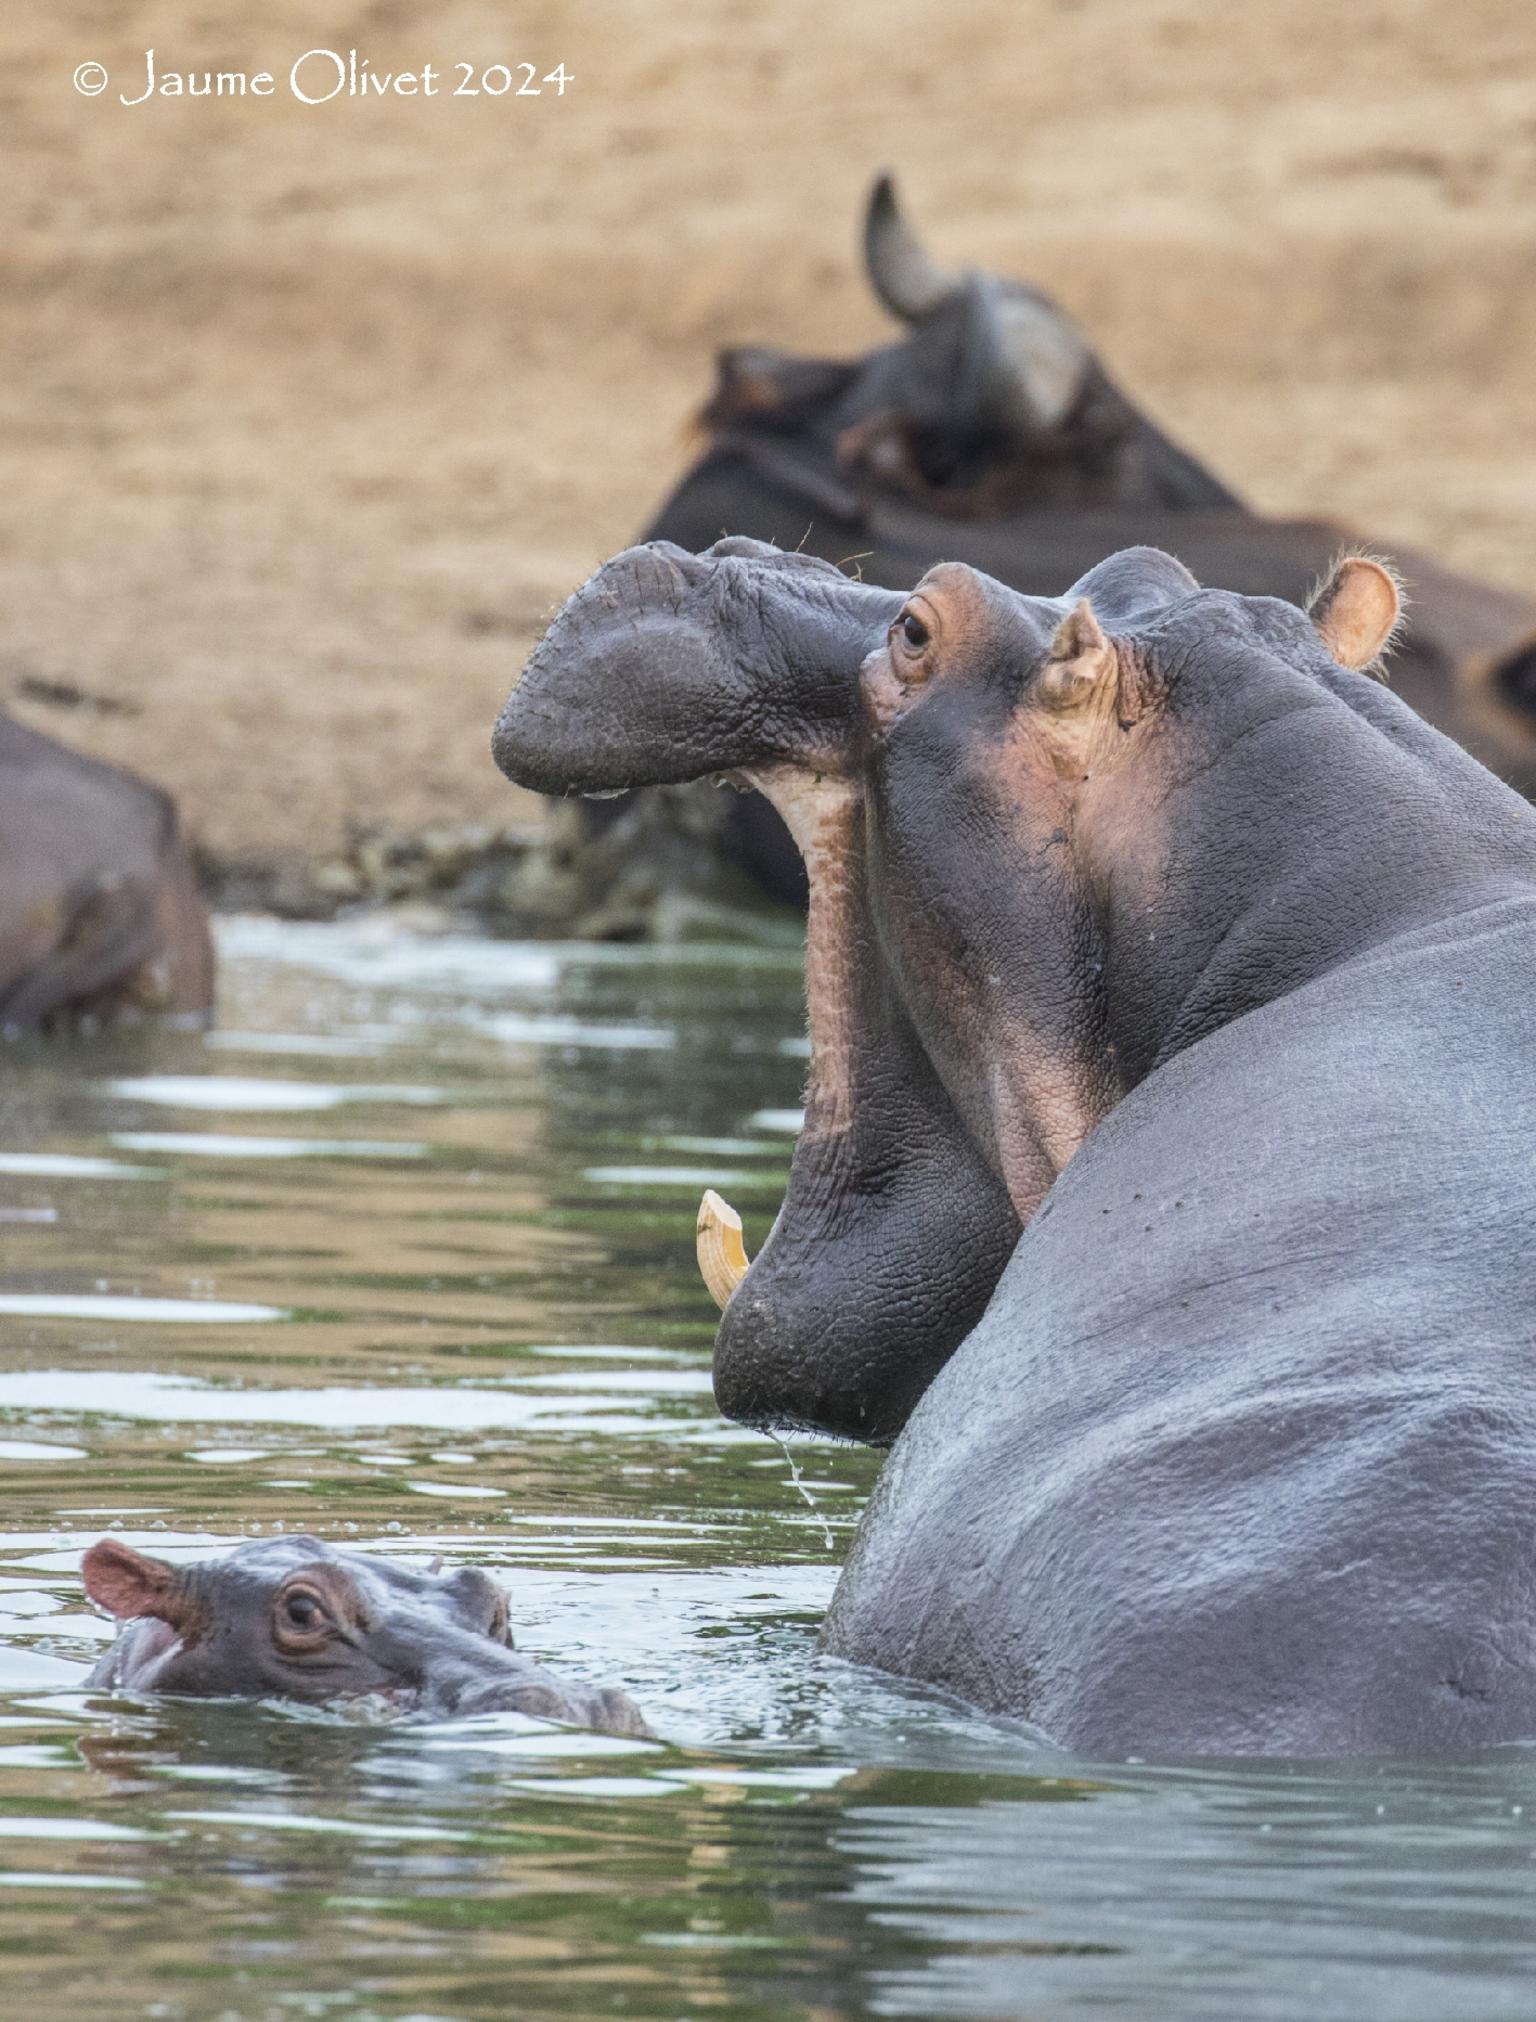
[0,914,1532,2020]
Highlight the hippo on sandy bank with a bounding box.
[83,1536,648,1734]
[494,534,1536,1758]
[0,713,213,1036]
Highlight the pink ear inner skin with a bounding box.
[81,1539,177,1621]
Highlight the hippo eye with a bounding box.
[898,611,930,652]
[277,1588,330,1637]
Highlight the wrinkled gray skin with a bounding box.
[83,1536,648,1735]
[496,535,1536,1756]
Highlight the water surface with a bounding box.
[0,917,1532,2019]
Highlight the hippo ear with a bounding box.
[1309,557,1403,672]
[82,1539,184,1623]
[1038,600,1116,710]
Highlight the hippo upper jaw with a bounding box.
[492,540,902,801]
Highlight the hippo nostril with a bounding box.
[624,542,692,601]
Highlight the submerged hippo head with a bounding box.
[82,1537,648,1735]
[496,535,1527,1444]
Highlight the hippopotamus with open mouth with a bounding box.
[82,1536,649,1734]
[494,533,1536,1758]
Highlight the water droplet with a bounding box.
[773,1437,835,1552]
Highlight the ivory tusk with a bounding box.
[697,1190,750,1310]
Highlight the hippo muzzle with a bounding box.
[492,538,900,799]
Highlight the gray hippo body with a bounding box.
[826,896,1536,1754]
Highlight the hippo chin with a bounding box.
[82,1537,649,1736]
[497,533,1536,1759]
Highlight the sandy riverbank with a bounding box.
[3,0,1534,899]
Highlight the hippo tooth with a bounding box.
[697,1189,750,1309]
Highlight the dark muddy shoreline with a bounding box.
[203,790,805,947]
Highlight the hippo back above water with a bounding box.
[495,532,1536,1757]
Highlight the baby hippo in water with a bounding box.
[81,1535,649,1735]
